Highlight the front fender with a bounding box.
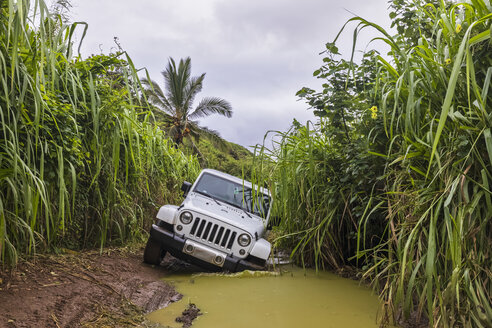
[156,205,178,225]
[249,238,271,261]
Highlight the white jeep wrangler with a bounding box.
[144,169,272,271]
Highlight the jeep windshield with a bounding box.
[193,173,270,218]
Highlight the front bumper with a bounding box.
[149,224,265,272]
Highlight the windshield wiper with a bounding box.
[240,207,252,218]
[226,201,253,219]
[210,197,221,206]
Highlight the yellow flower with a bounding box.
[455,24,462,33]
[370,106,378,113]
[445,58,452,65]
[371,112,378,119]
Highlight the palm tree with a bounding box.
[141,57,232,150]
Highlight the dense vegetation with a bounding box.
[2,0,490,327]
[0,0,200,265]
[262,0,491,326]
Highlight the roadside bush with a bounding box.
[0,0,200,265]
[261,1,491,326]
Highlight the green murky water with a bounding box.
[147,266,385,328]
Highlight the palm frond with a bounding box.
[141,77,175,115]
[149,105,174,125]
[141,77,165,98]
[162,57,192,113]
[186,121,202,144]
[182,74,205,116]
[189,97,233,120]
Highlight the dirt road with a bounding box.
[0,246,194,327]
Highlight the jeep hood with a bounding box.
[183,193,267,236]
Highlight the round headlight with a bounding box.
[180,211,193,224]
[237,233,251,247]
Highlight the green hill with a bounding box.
[194,137,254,178]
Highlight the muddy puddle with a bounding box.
[147,266,387,327]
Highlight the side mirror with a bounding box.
[181,181,192,197]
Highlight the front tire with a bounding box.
[143,238,166,265]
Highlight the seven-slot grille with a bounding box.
[189,217,237,250]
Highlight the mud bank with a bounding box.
[0,247,182,327]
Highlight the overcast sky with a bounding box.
[65,0,393,149]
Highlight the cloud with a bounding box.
[69,0,392,147]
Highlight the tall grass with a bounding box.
[0,0,200,266]
[260,1,491,326]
